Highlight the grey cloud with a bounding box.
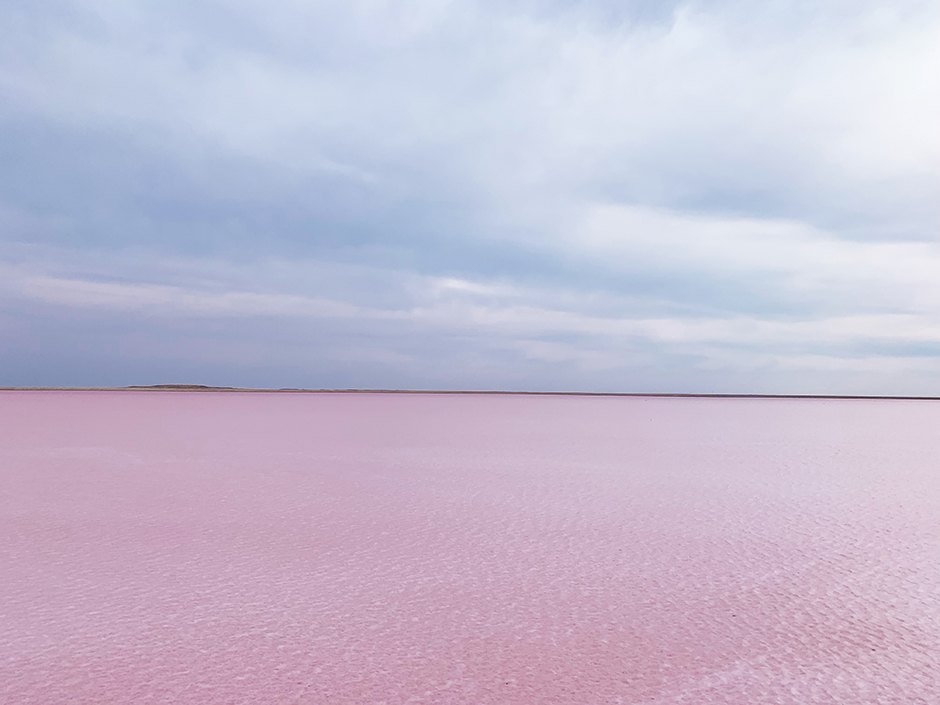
[1,0,939,391]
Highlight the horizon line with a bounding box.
[2,385,940,401]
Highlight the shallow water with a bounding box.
[1,391,938,704]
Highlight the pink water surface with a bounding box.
[1,391,939,704]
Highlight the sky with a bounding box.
[1,0,939,394]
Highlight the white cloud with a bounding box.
[565,203,940,313]
[2,0,939,390]
[10,270,368,320]
[4,1,938,221]
[8,251,940,355]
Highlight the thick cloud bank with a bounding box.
[2,1,938,392]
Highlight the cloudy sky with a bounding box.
[1,1,938,393]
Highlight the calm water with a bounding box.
[1,391,938,704]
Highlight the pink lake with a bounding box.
[1,391,938,704]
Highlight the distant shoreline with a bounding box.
[1,385,939,400]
